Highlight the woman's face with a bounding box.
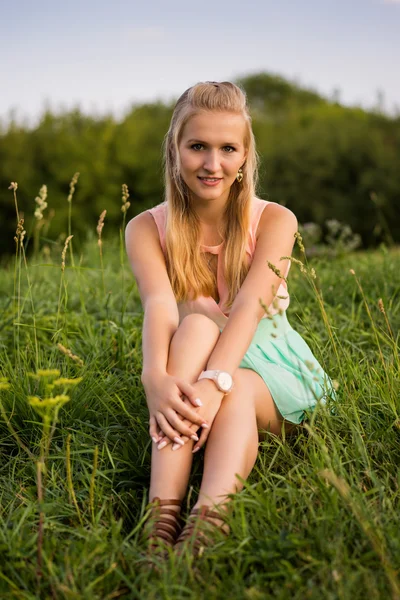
[178,111,247,205]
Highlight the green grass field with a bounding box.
[0,209,399,599]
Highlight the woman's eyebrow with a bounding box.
[186,139,238,146]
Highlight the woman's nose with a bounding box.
[203,150,220,173]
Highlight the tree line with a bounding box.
[1,72,399,257]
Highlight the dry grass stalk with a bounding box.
[61,235,73,272]
[14,219,26,248]
[57,343,84,367]
[67,172,80,203]
[96,210,107,246]
[34,185,48,220]
[121,183,130,213]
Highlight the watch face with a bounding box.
[217,372,232,392]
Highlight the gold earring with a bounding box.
[236,168,243,183]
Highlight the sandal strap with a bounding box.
[150,528,175,543]
[151,497,181,506]
[144,497,183,548]
[175,505,230,553]
[151,518,181,536]
[151,507,182,518]
[190,507,229,524]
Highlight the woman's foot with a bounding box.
[141,497,183,562]
[174,504,230,558]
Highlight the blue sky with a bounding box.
[1,0,399,126]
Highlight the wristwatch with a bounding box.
[198,370,234,394]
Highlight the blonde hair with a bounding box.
[163,81,259,308]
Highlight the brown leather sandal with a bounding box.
[142,497,183,555]
[174,505,230,558]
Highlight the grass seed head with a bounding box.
[97,209,107,246]
[8,182,18,190]
[14,219,26,247]
[61,235,73,271]
[266,261,285,280]
[57,343,84,367]
[34,184,48,220]
[294,230,305,253]
[67,172,80,203]
[121,183,131,213]
[378,298,385,314]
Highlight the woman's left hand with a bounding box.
[155,379,225,452]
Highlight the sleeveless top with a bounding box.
[147,198,291,331]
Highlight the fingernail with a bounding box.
[157,441,167,450]
[195,398,203,407]
[172,443,181,451]
[174,437,185,446]
[201,423,209,429]
[191,434,199,442]
[192,447,200,453]
[151,436,159,443]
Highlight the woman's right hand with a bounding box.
[141,370,208,444]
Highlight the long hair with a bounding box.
[163,81,259,308]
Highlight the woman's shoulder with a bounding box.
[251,197,297,242]
[147,201,167,216]
[259,200,297,225]
[126,202,167,243]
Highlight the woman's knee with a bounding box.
[218,370,257,415]
[176,314,221,344]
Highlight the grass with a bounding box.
[0,194,399,598]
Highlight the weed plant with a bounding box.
[0,181,399,599]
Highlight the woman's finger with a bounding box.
[171,398,208,428]
[157,417,199,449]
[165,408,200,438]
[149,415,160,443]
[155,412,185,447]
[175,378,203,408]
[192,424,210,453]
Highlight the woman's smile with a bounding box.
[197,176,223,186]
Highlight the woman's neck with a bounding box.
[191,196,227,229]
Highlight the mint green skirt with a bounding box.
[237,312,337,425]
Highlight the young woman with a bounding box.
[125,81,336,557]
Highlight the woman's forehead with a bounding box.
[181,111,246,144]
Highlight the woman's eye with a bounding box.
[191,143,203,151]
[223,146,235,153]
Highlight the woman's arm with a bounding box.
[206,203,298,375]
[125,212,179,378]
[125,212,207,440]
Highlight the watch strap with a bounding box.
[198,370,233,394]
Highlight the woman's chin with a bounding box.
[190,184,230,202]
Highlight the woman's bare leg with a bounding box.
[194,368,299,509]
[148,314,220,502]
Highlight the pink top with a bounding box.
[148,198,291,330]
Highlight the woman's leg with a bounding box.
[148,314,220,502]
[194,368,299,509]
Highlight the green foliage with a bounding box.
[1,72,400,259]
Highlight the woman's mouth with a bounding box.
[198,177,222,187]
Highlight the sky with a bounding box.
[1,0,399,127]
